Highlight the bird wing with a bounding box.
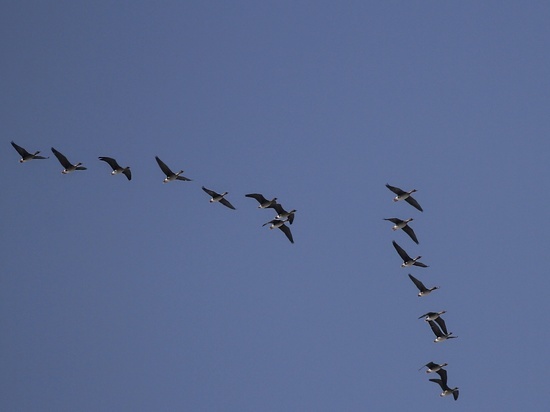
[272,203,286,214]
[402,225,419,244]
[155,156,174,176]
[98,156,121,170]
[428,320,442,337]
[435,368,448,385]
[434,316,448,335]
[392,241,411,261]
[429,378,446,391]
[405,196,423,212]
[386,183,405,196]
[245,193,268,204]
[287,212,295,224]
[408,274,426,291]
[122,169,132,180]
[176,175,192,181]
[278,224,294,244]
[220,198,236,210]
[418,312,433,319]
[202,186,217,197]
[75,166,87,170]
[384,217,402,224]
[425,361,438,370]
[51,147,72,168]
[452,389,459,400]
[33,155,48,159]
[11,141,30,157]
[413,261,429,268]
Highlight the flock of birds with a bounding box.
[10,141,297,243]
[12,140,463,400]
[385,184,460,401]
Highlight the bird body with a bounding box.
[428,320,456,343]
[420,362,448,374]
[430,378,459,400]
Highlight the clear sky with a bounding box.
[2,1,550,411]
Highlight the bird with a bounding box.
[392,241,428,268]
[272,203,296,224]
[202,186,236,210]
[385,183,423,212]
[429,377,459,400]
[11,141,49,162]
[51,147,86,174]
[408,274,439,297]
[155,156,191,183]
[418,311,447,322]
[419,361,448,374]
[262,219,294,243]
[384,217,419,244]
[245,193,278,209]
[427,320,457,343]
[98,157,131,180]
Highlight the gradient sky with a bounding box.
[2,2,550,411]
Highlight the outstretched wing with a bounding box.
[122,169,132,180]
[402,225,419,244]
[434,316,448,335]
[405,196,423,212]
[202,186,217,197]
[245,193,268,204]
[278,224,294,244]
[11,141,30,157]
[220,198,236,210]
[98,156,121,171]
[155,156,174,177]
[386,183,405,196]
[392,240,411,262]
[51,147,72,168]
[408,274,426,291]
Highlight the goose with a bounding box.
[98,157,131,180]
[272,203,296,224]
[202,186,236,210]
[155,156,192,183]
[418,311,447,322]
[385,183,423,212]
[11,141,49,162]
[51,147,86,174]
[262,219,294,244]
[429,378,459,400]
[392,241,428,268]
[384,217,419,244]
[245,193,278,209]
[419,361,448,374]
[427,320,456,343]
[408,274,439,297]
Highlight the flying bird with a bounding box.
[427,320,457,343]
[408,274,438,297]
[429,377,459,400]
[419,361,448,374]
[272,203,296,224]
[418,311,447,322]
[245,193,278,209]
[155,156,192,183]
[51,147,86,174]
[385,183,423,212]
[98,157,131,180]
[11,141,49,162]
[384,217,419,244]
[202,186,236,210]
[262,219,294,244]
[392,241,428,268]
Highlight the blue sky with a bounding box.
[2,1,550,410]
